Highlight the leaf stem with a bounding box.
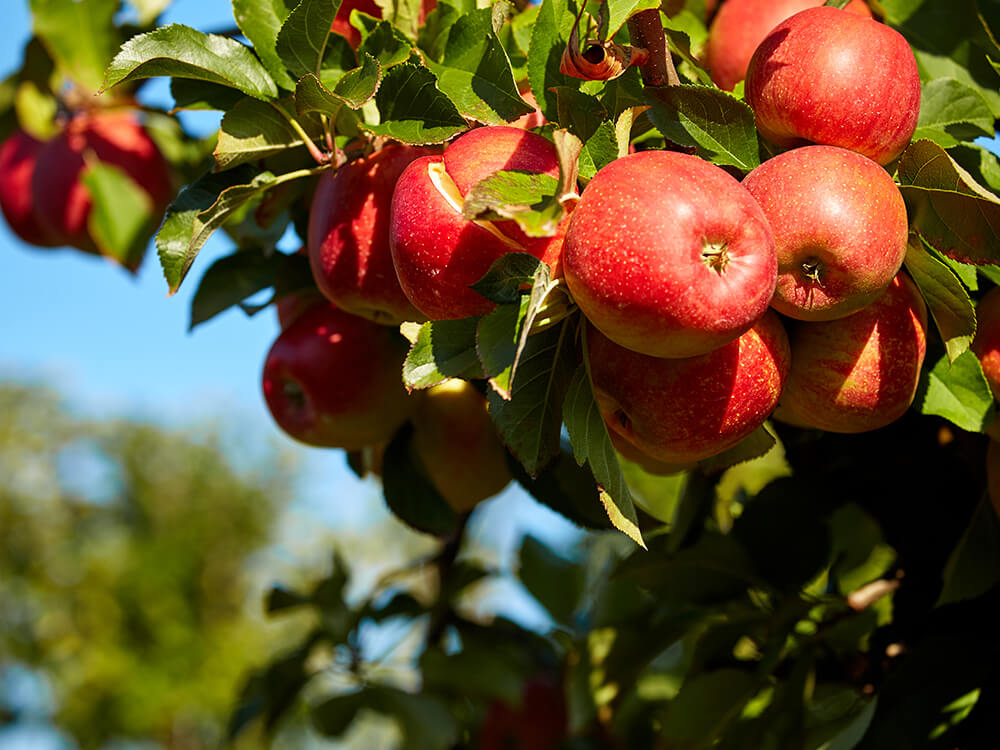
[270,101,331,164]
[627,9,679,87]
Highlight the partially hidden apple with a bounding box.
[390,126,566,320]
[971,285,1000,400]
[563,150,777,359]
[479,677,567,750]
[742,144,907,321]
[704,0,870,92]
[745,6,920,165]
[587,310,790,464]
[308,143,436,324]
[0,130,61,247]
[31,111,173,256]
[330,0,437,48]
[262,302,414,449]
[775,273,927,433]
[411,379,511,513]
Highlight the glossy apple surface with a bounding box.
[390,126,565,320]
[261,302,414,449]
[776,273,927,433]
[745,6,920,165]
[563,150,777,359]
[0,130,61,247]
[31,111,173,254]
[705,0,870,92]
[972,285,1000,400]
[587,310,790,464]
[308,144,435,324]
[411,379,511,513]
[742,144,907,320]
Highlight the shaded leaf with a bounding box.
[470,252,545,305]
[403,317,485,389]
[381,425,459,537]
[364,63,468,144]
[102,24,278,101]
[698,423,776,475]
[518,534,584,623]
[170,78,244,111]
[476,299,529,397]
[913,77,994,148]
[937,496,1000,606]
[904,236,976,362]
[357,16,415,70]
[31,0,118,92]
[232,0,298,91]
[275,0,344,80]
[528,0,581,120]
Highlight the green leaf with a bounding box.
[476,299,529,397]
[189,249,314,330]
[518,535,584,623]
[937,496,1000,606]
[579,121,620,182]
[14,81,59,140]
[333,53,382,108]
[170,78,244,111]
[913,78,994,148]
[488,320,578,476]
[232,0,298,91]
[604,0,662,38]
[357,17,415,70]
[698,423,777,475]
[662,17,714,86]
[295,74,346,118]
[102,24,279,101]
[819,697,877,750]
[126,0,171,26]
[528,0,581,120]
[508,450,609,528]
[374,0,424,40]
[563,362,645,547]
[402,317,485,389]
[30,0,118,92]
[381,425,459,537]
[81,162,155,272]
[275,0,344,81]
[470,252,545,305]
[364,63,468,144]
[215,98,324,171]
[897,139,1000,266]
[462,171,562,237]
[646,84,760,172]
[828,504,895,596]
[156,166,280,294]
[420,646,524,704]
[917,349,995,432]
[426,8,533,125]
[904,237,976,362]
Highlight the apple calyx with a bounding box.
[800,257,825,285]
[701,241,731,274]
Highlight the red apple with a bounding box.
[971,285,1000,400]
[479,677,567,750]
[0,130,61,247]
[611,430,691,475]
[261,302,414,449]
[742,144,907,321]
[31,111,173,254]
[704,0,870,92]
[411,379,511,513]
[745,6,920,165]
[331,0,436,47]
[563,150,777,359]
[776,273,928,433]
[389,126,566,320]
[587,310,790,464]
[308,144,436,324]
[511,90,546,131]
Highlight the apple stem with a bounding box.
[627,10,680,87]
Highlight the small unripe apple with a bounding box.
[704,0,870,92]
[971,285,1000,400]
[390,126,566,320]
[308,144,436,324]
[411,379,511,513]
[563,150,777,359]
[776,273,927,433]
[31,111,173,254]
[0,130,61,247]
[742,144,907,321]
[745,6,920,165]
[588,310,790,464]
[261,302,414,449]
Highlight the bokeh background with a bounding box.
[0,1,581,748]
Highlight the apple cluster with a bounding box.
[0,110,172,269]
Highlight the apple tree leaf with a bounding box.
[578,121,619,182]
[476,297,530,398]
[157,166,314,294]
[403,317,486,389]
[698,423,777,475]
[603,0,662,38]
[295,55,380,118]
[275,0,344,81]
[81,162,155,273]
[661,669,759,745]
[373,0,425,41]
[214,98,324,171]
[232,0,298,92]
[552,87,609,143]
[489,320,578,476]
[470,252,545,305]
[904,236,976,362]
[563,362,645,547]
[527,0,582,121]
[913,78,994,149]
[362,63,468,144]
[662,19,714,86]
[462,171,562,238]
[294,74,347,118]
[896,139,1000,266]
[937,495,1000,606]
[189,248,314,330]
[170,78,245,111]
[645,84,760,172]
[381,425,460,537]
[102,24,279,101]
[916,349,995,432]
[357,16,415,70]
[426,7,534,125]
[518,534,585,624]
[30,0,118,92]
